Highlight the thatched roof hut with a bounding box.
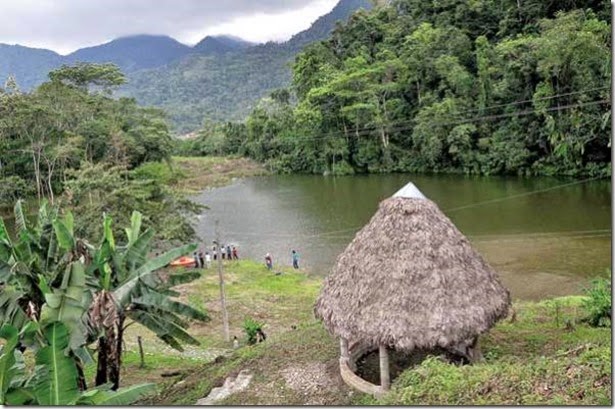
[314,182,510,393]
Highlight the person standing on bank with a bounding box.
[292,250,300,269]
[232,246,239,260]
[265,253,273,271]
[205,251,211,268]
[198,250,205,269]
[226,244,232,260]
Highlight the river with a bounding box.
[192,174,611,301]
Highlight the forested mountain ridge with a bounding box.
[193,35,255,54]
[65,35,194,73]
[0,0,373,132]
[0,44,63,90]
[195,0,611,178]
[0,34,253,91]
[123,0,373,133]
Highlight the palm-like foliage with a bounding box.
[0,201,208,390]
[0,200,61,327]
[86,211,208,389]
[0,322,155,405]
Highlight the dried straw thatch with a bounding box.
[315,189,510,352]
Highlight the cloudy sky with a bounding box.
[0,0,338,55]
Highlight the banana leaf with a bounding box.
[113,243,196,306]
[76,382,155,405]
[0,325,19,404]
[32,322,80,405]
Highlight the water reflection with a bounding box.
[189,174,610,301]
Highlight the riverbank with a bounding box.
[169,156,268,194]
[125,260,610,405]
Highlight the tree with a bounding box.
[48,62,125,94]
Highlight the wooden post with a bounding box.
[340,338,349,361]
[137,336,145,368]
[379,344,390,391]
[215,220,230,342]
[468,337,484,364]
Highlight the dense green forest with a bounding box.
[123,0,372,132]
[0,63,198,243]
[183,0,611,177]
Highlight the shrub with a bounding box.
[0,175,34,202]
[132,161,184,185]
[582,269,611,327]
[243,317,264,345]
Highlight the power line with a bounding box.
[210,176,607,240]
[268,86,609,143]
[271,97,609,144]
[444,176,605,212]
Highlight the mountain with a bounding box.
[124,0,373,133]
[66,34,193,73]
[287,0,373,50]
[0,44,62,90]
[193,35,254,54]
[0,0,372,131]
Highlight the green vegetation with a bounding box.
[0,322,156,405]
[204,0,610,177]
[243,317,266,345]
[582,269,612,327]
[139,263,611,405]
[0,62,206,243]
[122,0,373,133]
[0,202,207,399]
[360,297,611,405]
[0,63,173,203]
[166,156,267,194]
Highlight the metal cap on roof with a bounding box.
[392,182,427,200]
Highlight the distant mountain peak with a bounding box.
[193,34,254,55]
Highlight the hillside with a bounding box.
[123,0,373,133]
[0,0,372,131]
[193,35,254,54]
[0,44,62,90]
[65,35,194,73]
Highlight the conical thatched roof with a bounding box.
[315,184,510,351]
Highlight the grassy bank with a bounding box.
[134,156,268,195]
[126,261,611,405]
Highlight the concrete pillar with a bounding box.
[379,344,390,391]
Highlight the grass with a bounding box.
[354,297,611,406]
[167,156,268,194]
[127,260,611,405]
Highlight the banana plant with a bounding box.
[0,199,66,328]
[86,211,208,389]
[0,322,155,405]
[1,202,207,391]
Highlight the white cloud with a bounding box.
[0,0,338,54]
[183,0,337,45]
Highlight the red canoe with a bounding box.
[169,256,196,268]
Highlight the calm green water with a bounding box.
[192,174,611,301]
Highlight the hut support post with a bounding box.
[340,338,349,362]
[379,344,390,391]
[468,337,484,363]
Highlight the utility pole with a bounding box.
[215,220,230,342]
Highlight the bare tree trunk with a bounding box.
[31,148,42,201]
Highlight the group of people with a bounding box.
[264,249,300,271]
[192,245,301,271]
[193,244,239,269]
